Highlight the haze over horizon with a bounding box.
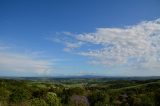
[0,0,160,77]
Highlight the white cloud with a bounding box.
[63,18,160,68]
[63,41,84,52]
[49,32,84,52]
[0,46,53,75]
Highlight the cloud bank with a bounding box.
[57,18,160,69]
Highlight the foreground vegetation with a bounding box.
[1,77,160,106]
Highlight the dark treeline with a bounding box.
[0,78,160,106]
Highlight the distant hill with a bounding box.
[1,75,160,81]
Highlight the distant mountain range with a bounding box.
[1,75,160,81]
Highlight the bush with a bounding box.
[31,98,48,106]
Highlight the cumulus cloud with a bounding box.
[61,18,160,68]
[0,45,53,75]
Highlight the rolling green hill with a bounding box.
[0,78,160,106]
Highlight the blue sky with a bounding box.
[0,0,160,76]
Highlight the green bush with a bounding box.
[31,98,48,106]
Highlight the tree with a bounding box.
[69,87,85,95]
[0,88,10,101]
[31,98,48,106]
[69,95,89,106]
[9,88,31,103]
[88,91,108,106]
[46,92,61,106]
[154,89,160,106]
[139,94,155,106]
[0,88,11,106]
[32,88,47,98]
[133,97,141,106]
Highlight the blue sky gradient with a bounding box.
[0,0,160,76]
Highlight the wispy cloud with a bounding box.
[63,41,84,52]
[54,18,160,70]
[0,44,53,75]
[49,32,84,52]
